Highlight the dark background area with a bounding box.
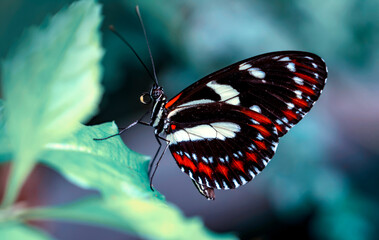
[1,0,379,239]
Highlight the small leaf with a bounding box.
[40,122,159,199]
[0,222,54,240]
[1,0,103,205]
[22,197,236,240]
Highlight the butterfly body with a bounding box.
[145,51,327,200]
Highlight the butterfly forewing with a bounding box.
[165,51,327,137]
[163,51,327,198]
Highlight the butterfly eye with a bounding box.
[140,93,152,105]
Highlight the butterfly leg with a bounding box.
[149,134,170,191]
[93,111,150,141]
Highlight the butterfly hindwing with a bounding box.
[166,103,279,190]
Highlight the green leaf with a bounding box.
[40,122,159,199]
[0,222,54,240]
[1,0,103,205]
[22,197,235,240]
[35,122,234,239]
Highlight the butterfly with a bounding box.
[135,51,327,200]
[99,7,327,200]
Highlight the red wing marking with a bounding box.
[283,109,297,121]
[217,164,229,177]
[232,160,245,172]
[171,124,177,130]
[241,109,272,125]
[245,152,258,163]
[253,140,267,151]
[165,92,183,109]
[292,98,308,108]
[198,162,213,178]
[250,124,271,137]
[297,84,315,96]
[292,59,316,71]
[173,152,196,172]
[275,123,285,135]
[295,72,318,85]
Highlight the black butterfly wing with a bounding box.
[165,51,327,137]
[164,51,327,199]
[166,103,279,198]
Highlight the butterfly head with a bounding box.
[140,84,166,105]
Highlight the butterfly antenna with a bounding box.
[135,5,159,85]
[108,25,155,81]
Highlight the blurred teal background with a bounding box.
[1,0,379,239]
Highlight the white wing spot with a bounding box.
[251,119,260,125]
[233,179,240,188]
[250,105,261,113]
[198,177,203,185]
[294,90,302,99]
[315,73,319,79]
[248,170,256,178]
[262,159,268,166]
[287,62,296,72]
[206,81,240,105]
[239,63,252,70]
[205,178,210,187]
[305,56,313,60]
[256,133,264,140]
[168,122,240,142]
[178,99,214,108]
[272,142,279,152]
[248,68,266,79]
[215,181,221,189]
[287,102,295,110]
[279,56,291,61]
[192,153,198,161]
[240,176,248,185]
[253,166,261,174]
[293,77,304,85]
[312,63,318,68]
[223,180,230,189]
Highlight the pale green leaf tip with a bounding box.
[0,0,104,206]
